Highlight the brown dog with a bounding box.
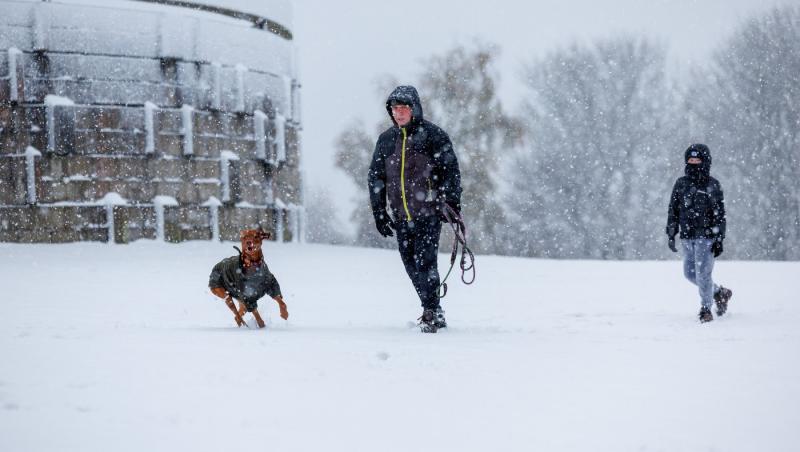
[209,227,289,328]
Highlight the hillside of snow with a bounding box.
[1,241,798,451]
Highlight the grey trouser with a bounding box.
[681,238,720,308]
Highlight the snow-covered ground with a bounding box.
[1,241,798,451]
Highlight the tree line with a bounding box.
[306,5,800,260]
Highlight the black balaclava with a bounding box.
[684,143,711,185]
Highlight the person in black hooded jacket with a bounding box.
[368,85,462,332]
[666,144,732,323]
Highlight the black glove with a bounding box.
[712,239,723,258]
[668,236,677,253]
[373,210,395,238]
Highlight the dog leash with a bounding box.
[437,204,475,299]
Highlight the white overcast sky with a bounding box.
[290,0,797,227]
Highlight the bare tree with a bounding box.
[333,119,394,248]
[509,36,679,259]
[303,185,350,245]
[333,44,519,254]
[418,42,523,254]
[687,5,800,259]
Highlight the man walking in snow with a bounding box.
[368,85,462,333]
[666,143,733,323]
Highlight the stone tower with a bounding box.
[0,0,304,243]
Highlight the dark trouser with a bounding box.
[395,215,442,310]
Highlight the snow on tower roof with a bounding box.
[120,0,294,37]
[182,0,293,27]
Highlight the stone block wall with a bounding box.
[0,0,304,244]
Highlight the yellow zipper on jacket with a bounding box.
[400,127,412,221]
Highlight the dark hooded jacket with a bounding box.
[208,255,282,311]
[368,86,462,222]
[666,144,726,240]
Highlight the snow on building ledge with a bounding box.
[100,192,129,206]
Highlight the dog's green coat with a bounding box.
[208,256,282,311]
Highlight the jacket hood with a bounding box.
[685,143,711,181]
[386,85,424,127]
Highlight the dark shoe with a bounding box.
[418,309,438,333]
[433,307,447,329]
[714,286,732,316]
[699,306,714,323]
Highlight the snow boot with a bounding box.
[433,307,447,329]
[418,309,438,333]
[714,286,732,317]
[698,306,713,323]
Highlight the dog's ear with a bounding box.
[257,226,272,241]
